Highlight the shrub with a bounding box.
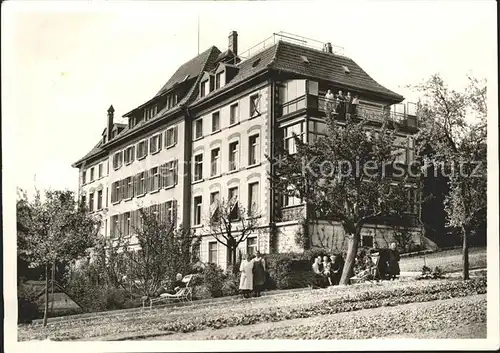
[266,253,313,290]
[201,263,225,298]
[222,271,240,297]
[192,285,213,300]
[17,281,42,323]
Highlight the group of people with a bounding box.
[311,253,345,288]
[311,242,402,287]
[324,89,360,118]
[239,251,267,298]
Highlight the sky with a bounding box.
[2,0,497,198]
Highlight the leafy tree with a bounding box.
[270,116,416,285]
[112,208,201,298]
[17,189,101,326]
[411,74,487,280]
[205,197,260,270]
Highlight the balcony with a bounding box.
[317,96,418,129]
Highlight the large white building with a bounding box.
[73,31,422,269]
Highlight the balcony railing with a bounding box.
[317,96,418,128]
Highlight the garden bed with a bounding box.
[18,277,486,341]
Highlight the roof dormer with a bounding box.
[199,71,214,98]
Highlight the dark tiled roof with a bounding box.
[271,41,404,102]
[189,44,279,106]
[155,46,221,97]
[72,123,126,167]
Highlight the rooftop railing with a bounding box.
[237,32,345,63]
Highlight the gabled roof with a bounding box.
[190,40,404,107]
[270,41,404,102]
[72,123,126,167]
[155,46,222,98]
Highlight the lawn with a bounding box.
[156,294,486,340]
[18,277,486,341]
[399,247,486,273]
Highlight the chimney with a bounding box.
[323,42,333,54]
[228,31,238,56]
[107,105,114,142]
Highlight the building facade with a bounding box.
[73,31,422,269]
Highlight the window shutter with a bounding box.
[159,202,166,223]
[159,134,163,149]
[174,160,178,184]
[159,163,165,188]
[144,170,150,193]
[111,183,115,203]
[144,140,149,157]
[172,200,178,226]
[174,126,178,144]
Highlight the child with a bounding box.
[322,256,333,286]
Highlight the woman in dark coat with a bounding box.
[388,243,401,280]
[252,251,266,297]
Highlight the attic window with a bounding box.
[343,65,350,74]
[183,75,190,82]
[300,55,309,64]
[252,58,261,68]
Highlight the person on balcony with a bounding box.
[336,90,345,117]
[345,92,352,117]
[325,90,335,116]
[351,95,360,116]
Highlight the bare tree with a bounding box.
[204,196,260,269]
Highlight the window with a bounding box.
[135,172,146,195]
[215,71,224,89]
[88,192,95,212]
[200,80,209,97]
[113,151,123,170]
[283,121,305,154]
[111,181,121,203]
[210,191,220,221]
[211,148,220,176]
[247,237,257,256]
[230,103,239,125]
[248,182,259,215]
[362,235,373,247]
[129,117,136,128]
[97,190,103,210]
[194,154,203,181]
[212,111,220,132]
[81,193,86,208]
[165,126,178,147]
[342,65,350,74]
[300,55,309,64]
[252,58,261,68]
[98,164,103,178]
[308,120,327,143]
[194,196,202,226]
[144,105,158,121]
[124,146,135,165]
[393,137,407,164]
[248,134,260,165]
[150,167,160,191]
[125,176,134,198]
[229,141,239,171]
[283,190,301,207]
[208,242,218,264]
[136,140,148,159]
[195,119,203,139]
[150,134,162,154]
[250,94,260,117]
[90,167,95,182]
[82,170,86,185]
[164,160,178,187]
[111,215,119,238]
[166,200,177,225]
[124,212,131,237]
[228,187,239,221]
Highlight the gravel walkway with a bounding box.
[149,294,486,340]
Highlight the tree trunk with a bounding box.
[462,226,469,280]
[339,233,360,285]
[43,263,49,327]
[50,260,55,316]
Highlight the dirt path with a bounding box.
[144,294,486,340]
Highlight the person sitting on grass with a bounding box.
[322,256,333,286]
[311,256,327,288]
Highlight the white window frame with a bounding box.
[211,148,220,177]
[195,119,203,139]
[150,133,162,154]
[229,141,239,171]
[250,93,261,117]
[230,103,239,125]
[208,241,218,264]
[113,151,123,170]
[165,126,178,148]
[212,111,220,132]
[194,153,203,181]
[136,140,148,160]
[194,195,203,226]
[248,133,260,166]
